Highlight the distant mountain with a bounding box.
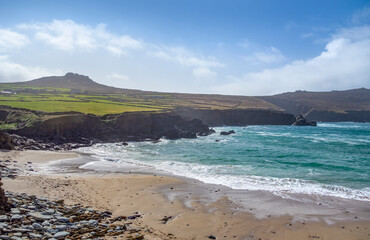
[16,73,128,93]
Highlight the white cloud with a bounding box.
[0,55,61,82]
[239,39,253,49]
[215,26,370,95]
[244,46,285,64]
[192,67,217,78]
[148,46,223,78]
[0,29,29,51]
[106,73,130,81]
[18,19,142,55]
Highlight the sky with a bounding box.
[0,0,369,96]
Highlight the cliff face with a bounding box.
[175,109,295,127]
[10,112,212,143]
[305,110,370,122]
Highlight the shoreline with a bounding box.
[1,150,370,239]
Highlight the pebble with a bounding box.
[10,214,23,221]
[0,215,8,222]
[28,212,52,221]
[53,231,70,239]
[0,191,150,239]
[32,222,43,230]
[28,232,42,238]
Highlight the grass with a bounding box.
[0,88,175,115]
[0,123,17,130]
[0,83,277,115]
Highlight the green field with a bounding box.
[0,82,278,115]
[0,93,172,115]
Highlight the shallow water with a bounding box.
[78,122,370,202]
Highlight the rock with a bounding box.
[0,222,9,229]
[55,216,69,223]
[32,223,43,230]
[53,231,70,239]
[292,115,317,126]
[208,235,216,239]
[55,225,67,231]
[0,175,10,213]
[10,208,20,214]
[12,228,32,233]
[10,214,23,221]
[0,130,15,150]
[28,233,42,239]
[0,235,10,240]
[45,209,55,215]
[28,212,52,221]
[220,130,235,135]
[0,215,8,222]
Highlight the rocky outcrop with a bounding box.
[220,130,235,135]
[0,131,15,150]
[292,115,317,126]
[10,112,214,145]
[175,108,296,127]
[0,175,10,213]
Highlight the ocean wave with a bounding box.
[77,122,370,202]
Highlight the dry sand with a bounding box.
[1,150,369,240]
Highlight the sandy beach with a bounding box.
[1,150,369,240]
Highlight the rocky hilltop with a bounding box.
[16,73,136,94]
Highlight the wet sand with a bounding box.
[1,150,369,240]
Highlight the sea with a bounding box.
[77,122,370,203]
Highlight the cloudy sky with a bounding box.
[0,0,369,95]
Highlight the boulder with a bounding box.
[0,131,15,150]
[220,130,235,135]
[0,175,10,213]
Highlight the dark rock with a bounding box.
[176,108,296,126]
[208,235,216,239]
[0,175,10,213]
[292,115,317,126]
[0,131,15,150]
[220,130,235,135]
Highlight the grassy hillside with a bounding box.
[1,73,368,118]
[0,73,279,115]
[260,88,370,115]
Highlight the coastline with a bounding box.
[1,150,369,240]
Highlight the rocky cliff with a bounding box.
[175,108,296,127]
[9,111,213,144]
[304,110,370,122]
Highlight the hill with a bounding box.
[16,72,127,93]
[260,88,370,122]
[0,73,369,122]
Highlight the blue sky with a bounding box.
[0,0,369,95]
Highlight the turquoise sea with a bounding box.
[78,122,370,201]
